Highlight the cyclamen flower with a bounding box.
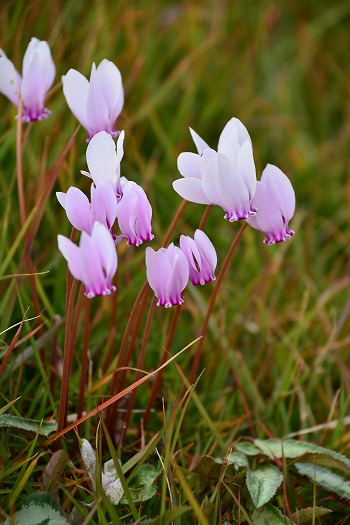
[62,60,124,140]
[0,37,55,122]
[246,164,295,244]
[180,230,217,286]
[57,222,117,298]
[82,130,124,199]
[56,179,117,237]
[173,117,257,221]
[146,244,189,307]
[117,178,154,246]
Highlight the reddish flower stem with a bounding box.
[198,205,212,230]
[143,304,181,427]
[16,98,26,227]
[77,297,91,420]
[123,297,157,435]
[102,272,119,373]
[57,278,78,434]
[189,222,248,383]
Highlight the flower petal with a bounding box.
[0,50,21,106]
[96,59,124,123]
[59,187,91,233]
[146,247,172,306]
[91,222,118,285]
[86,131,119,188]
[194,229,217,273]
[62,69,90,132]
[218,117,251,148]
[177,152,202,179]
[189,127,210,154]
[57,234,83,282]
[262,164,295,221]
[173,177,211,204]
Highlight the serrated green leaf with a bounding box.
[120,464,158,504]
[5,492,70,525]
[0,414,57,436]
[291,506,332,524]
[246,465,283,508]
[235,442,261,456]
[295,462,350,500]
[254,439,350,473]
[251,504,292,524]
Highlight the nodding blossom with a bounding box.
[62,59,124,140]
[180,230,217,286]
[246,164,295,244]
[146,244,189,307]
[0,37,55,122]
[116,178,154,246]
[82,130,124,199]
[56,179,117,237]
[173,117,257,221]
[57,222,117,298]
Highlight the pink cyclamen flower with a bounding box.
[56,179,117,237]
[62,60,124,140]
[173,117,257,221]
[180,230,217,286]
[82,130,124,199]
[58,222,117,298]
[0,37,55,122]
[246,164,295,244]
[146,244,189,307]
[116,178,154,246]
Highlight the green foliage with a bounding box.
[246,466,283,508]
[0,414,57,436]
[191,438,350,521]
[5,493,70,525]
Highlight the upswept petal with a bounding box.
[218,117,251,148]
[146,247,172,306]
[247,181,282,232]
[167,248,189,305]
[86,131,119,188]
[79,231,106,297]
[91,180,117,230]
[180,235,202,273]
[0,51,21,106]
[202,156,224,206]
[96,60,124,123]
[177,152,201,179]
[173,177,211,204]
[62,69,90,131]
[216,153,250,220]
[189,127,210,154]
[91,222,118,284]
[23,39,55,92]
[21,49,47,113]
[57,235,83,282]
[22,37,40,77]
[194,229,217,272]
[237,140,256,199]
[86,63,110,135]
[262,164,295,221]
[57,187,91,233]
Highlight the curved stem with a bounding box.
[190,222,248,383]
[77,297,91,420]
[16,98,26,226]
[198,205,212,230]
